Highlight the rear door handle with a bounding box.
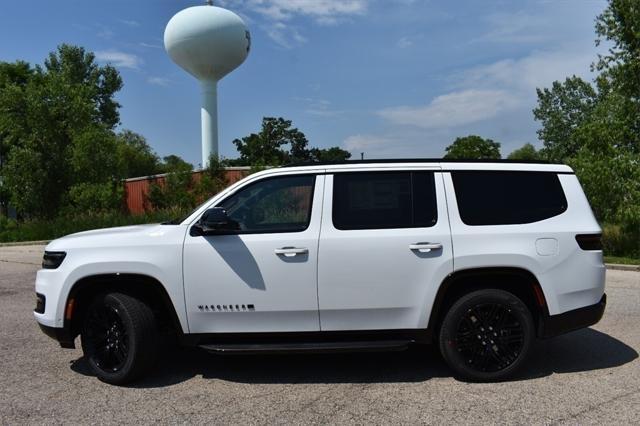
[275,247,309,257]
[409,242,443,253]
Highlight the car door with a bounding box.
[317,170,453,331]
[183,173,324,333]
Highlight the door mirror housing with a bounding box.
[192,207,239,236]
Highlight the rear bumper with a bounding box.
[37,323,76,349]
[539,294,606,338]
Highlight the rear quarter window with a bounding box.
[451,171,567,226]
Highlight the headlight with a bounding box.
[42,251,66,269]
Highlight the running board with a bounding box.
[198,340,411,354]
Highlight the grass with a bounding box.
[0,209,190,243]
[604,256,640,266]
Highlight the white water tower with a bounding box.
[164,1,250,168]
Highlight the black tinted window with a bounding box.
[452,171,567,225]
[217,175,315,233]
[333,172,437,230]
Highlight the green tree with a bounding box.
[232,117,351,166]
[532,0,640,254]
[148,155,196,211]
[533,76,598,162]
[444,135,501,160]
[0,44,123,217]
[159,154,192,173]
[194,154,230,204]
[310,146,352,162]
[507,143,540,161]
[0,61,33,216]
[594,0,640,153]
[232,117,299,166]
[116,130,161,178]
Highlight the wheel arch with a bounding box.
[427,267,548,338]
[65,273,185,342]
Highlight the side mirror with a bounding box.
[191,207,239,236]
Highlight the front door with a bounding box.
[184,173,324,333]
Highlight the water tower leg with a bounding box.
[200,81,218,168]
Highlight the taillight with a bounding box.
[575,234,602,251]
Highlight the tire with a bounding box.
[81,292,158,385]
[439,289,535,382]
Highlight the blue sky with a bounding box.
[0,0,608,167]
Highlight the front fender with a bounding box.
[35,246,188,333]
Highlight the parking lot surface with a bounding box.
[1,245,639,424]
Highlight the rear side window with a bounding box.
[332,171,437,230]
[451,171,567,226]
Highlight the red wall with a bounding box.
[124,167,250,215]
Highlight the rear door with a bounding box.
[317,169,453,330]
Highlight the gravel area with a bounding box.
[1,245,638,424]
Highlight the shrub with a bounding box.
[602,223,640,258]
[65,182,123,214]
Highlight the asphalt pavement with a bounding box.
[1,245,638,424]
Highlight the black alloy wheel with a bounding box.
[453,302,525,372]
[83,303,129,373]
[81,292,158,385]
[439,289,535,382]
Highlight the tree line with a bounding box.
[0,0,637,256]
[443,0,639,256]
[0,46,351,220]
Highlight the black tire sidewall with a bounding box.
[439,289,535,382]
[81,293,157,385]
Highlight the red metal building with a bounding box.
[123,167,250,215]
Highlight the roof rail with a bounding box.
[281,158,552,167]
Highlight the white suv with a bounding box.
[34,160,606,384]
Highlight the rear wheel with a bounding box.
[81,292,158,385]
[439,289,534,382]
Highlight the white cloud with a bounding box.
[95,50,142,69]
[473,11,550,44]
[456,49,594,94]
[397,36,413,49]
[139,42,163,49]
[240,0,367,23]
[119,19,140,27]
[376,47,593,133]
[378,89,519,129]
[221,0,367,47]
[147,77,170,87]
[264,22,307,48]
[343,134,393,151]
[293,97,340,116]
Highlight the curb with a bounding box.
[0,240,50,247]
[606,263,640,272]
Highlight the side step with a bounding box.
[199,340,411,354]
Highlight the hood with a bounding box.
[46,224,177,251]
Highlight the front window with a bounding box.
[216,174,315,233]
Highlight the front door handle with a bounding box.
[409,242,443,253]
[275,247,309,257]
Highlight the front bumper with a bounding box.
[539,294,606,338]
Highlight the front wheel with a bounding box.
[439,289,535,382]
[81,292,158,385]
